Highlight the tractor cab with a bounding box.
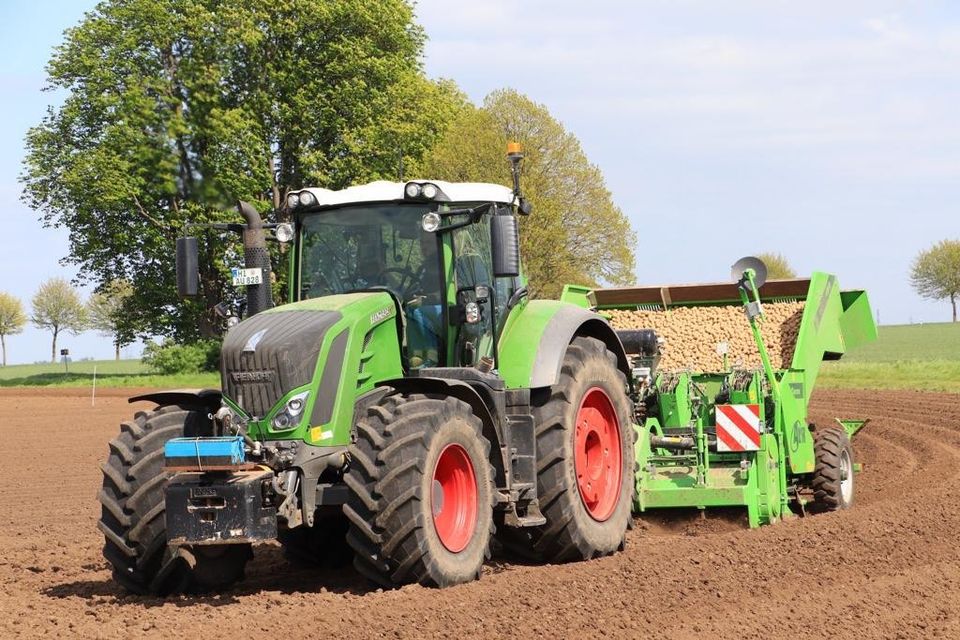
[288,181,522,370]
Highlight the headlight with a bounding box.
[272,391,310,431]
[405,182,422,198]
[286,193,300,209]
[286,391,308,416]
[421,212,441,232]
[275,222,294,243]
[299,191,317,207]
[421,183,439,199]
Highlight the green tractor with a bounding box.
[98,149,638,593]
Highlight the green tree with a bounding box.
[415,89,635,298]
[87,279,134,360]
[757,252,797,279]
[21,0,460,341]
[0,293,27,367]
[911,239,960,322]
[31,278,87,363]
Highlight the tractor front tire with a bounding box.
[97,404,252,594]
[527,336,634,562]
[343,393,494,588]
[812,426,855,511]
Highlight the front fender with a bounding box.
[498,300,630,389]
[378,376,506,488]
[128,389,222,413]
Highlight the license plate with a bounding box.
[231,268,263,286]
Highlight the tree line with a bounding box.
[0,279,131,366]
[20,0,636,347]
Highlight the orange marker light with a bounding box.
[506,141,522,156]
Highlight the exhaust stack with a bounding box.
[238,201,272,317]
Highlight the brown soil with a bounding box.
[1,388,958,639]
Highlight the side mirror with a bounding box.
[491,215,520,278]
[176,236,199,297]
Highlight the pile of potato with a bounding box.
[607,302,806,371]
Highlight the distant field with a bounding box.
[819,321,960,393]
[1,323,957,393]
[838,322,960,363]
[0,359,218,388]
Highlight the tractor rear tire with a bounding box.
[97,404,252,594]
[812,426,855,511]
[525,336,634,562]
[343,393,494,588]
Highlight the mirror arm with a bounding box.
[432,202,494,235]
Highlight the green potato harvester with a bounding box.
[563,257,878,527]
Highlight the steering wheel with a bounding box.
[376,266,420,299]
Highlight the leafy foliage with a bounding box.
[142,340,220,374]
[30,278,86,362]
[0,292,28,366]
[414,89,636,298]
[911,239,960,322]
[87,279,135,359]
[756,252,797,279]
[21,0,460,340]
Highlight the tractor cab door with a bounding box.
[450,216,495,367]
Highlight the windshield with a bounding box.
[299,203,441,302]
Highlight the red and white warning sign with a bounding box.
[715,404,762,452]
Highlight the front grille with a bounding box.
[220,310,341,417]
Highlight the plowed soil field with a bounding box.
[1,387,958,639]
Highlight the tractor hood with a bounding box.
[219,292,403,436]
[220,308,342,418]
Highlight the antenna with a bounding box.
[506,142,532,215]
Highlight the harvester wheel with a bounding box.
[525,336,634,562]
[343,393,495,588]
[97,404,252,594]
[812,426,855,511]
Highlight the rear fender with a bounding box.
[498,300,630,389]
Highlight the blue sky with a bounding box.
[1,1,959,364]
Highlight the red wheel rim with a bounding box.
[431,443,478,553]
[574,387,622,521]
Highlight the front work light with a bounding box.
[275,223,294,243]
[421,212,441,232]
[421,183,439,199]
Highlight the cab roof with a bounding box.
[297,180,515,208]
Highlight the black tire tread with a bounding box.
[812,426,853,511]
[97,404,248,595]
[343,393,495,588]
[520,336,634,562]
